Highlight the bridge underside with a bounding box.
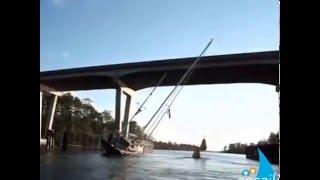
[40,51,279,91]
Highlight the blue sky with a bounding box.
[41,0,279,150]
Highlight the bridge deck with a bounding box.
[40,51,279,91]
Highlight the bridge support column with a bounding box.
[40,92,43,144]
[40,90,63,149]
[45,94,58,150]
[114,83,135,138]
[48,95,58,131]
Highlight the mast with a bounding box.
[145,39,213,137]
[128,73,167,123]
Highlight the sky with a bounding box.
[41,0,279,151]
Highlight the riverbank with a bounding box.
[152,141,197,151]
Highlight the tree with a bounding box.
[268,132,279,144]
[81,98,93,105]
[258,139,267,145]
[228,144,236,152]
[224,146,227,151]
[41,92,147,147]
[101,110,113,122]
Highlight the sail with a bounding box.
[200,138,207,151]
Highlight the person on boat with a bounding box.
[101,133,114,152]
[110,131,132,149]
[107,133,116,150]
[102,131,144,156]
[111,131,123,149]
[126,140,140,152]
[120,136,131,150]
[117,133,144,154]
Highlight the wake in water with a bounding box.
[176,156,211,160]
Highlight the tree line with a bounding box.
[222,131,279,154]
[41,92,145,147]
[152,141,198,151]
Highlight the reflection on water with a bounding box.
[40,150,279,180]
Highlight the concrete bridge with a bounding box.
[40,50,279,148]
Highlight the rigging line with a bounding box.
[148,62,204,137]
[146,75,187,136]
[143,39,213,133]
[147,39,213,137]
[144,96,171,135]
[148,40,213,137]
[145,80,183,135]
[147,87,184,137]
[128,73,167,123]
[145,95,173,135]
[148,72,193,137]
[148,84,187,137]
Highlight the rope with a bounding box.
[147,61,199,137]
[128,73,167,123]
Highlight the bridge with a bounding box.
[40,50,279,148]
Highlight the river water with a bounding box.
[40,150,279,180]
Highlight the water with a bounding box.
[40,150,279,180]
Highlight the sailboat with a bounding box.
[192,138,207,159]
[102,39,213,157]
[101,133,145,157]
[200,138,207,151]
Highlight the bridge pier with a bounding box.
[40,92,42,142]
[40,84,63,149]
[40,92,59,150]
[114,82,135,138]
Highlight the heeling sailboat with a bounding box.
[192,138,207,159]
[102,39,213,156]
[200,138,207,151]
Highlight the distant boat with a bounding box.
[200,138,207,151]
[192,138,207,159]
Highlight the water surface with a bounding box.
[40,150,279,180]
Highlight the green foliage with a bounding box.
[42,92,121,146]
[257,131,279,145]
[225,143,247,154]
[42,92,149,147]
[267,132,279,144]
[129,121,145,139]
[223,131,279,154]
[153,141,197,151]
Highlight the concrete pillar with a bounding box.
[48,95,58,130]
[115,88,122,132]
[40,92,42,142]
[45,94,58,150]
[114,82,135,138]
[43,95,54,137]
[39,87,63,147]
[122,91,132,138]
